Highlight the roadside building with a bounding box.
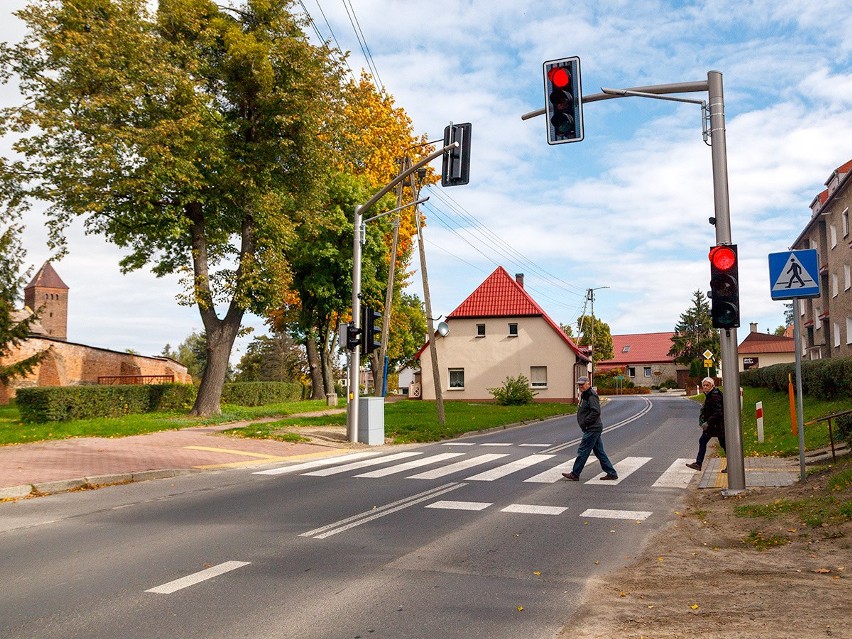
[790,158,852,359]
[414,267,589,402]
[737,323,796,372]
[596,332,686,388]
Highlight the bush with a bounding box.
[221,381,305,406]
[837,413,852,448]
[488,375,538,405]
[741,357,852,401]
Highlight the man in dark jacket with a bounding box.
[562,377,618,481]
[686,377,727,471]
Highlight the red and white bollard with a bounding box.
[756,401,764,443]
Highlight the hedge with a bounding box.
[16,381,307,423]
[740,357,852,401]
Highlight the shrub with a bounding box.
[741,357,852,401]
[221,381,305,406]
[488,375,538,405]
[837,413,852,448]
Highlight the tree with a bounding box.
[234,332,305,383]
[0,0,343,415]
[576,314,613,362]
[668,290,719,367]
[0,223,44,386]
[162,330,208,383]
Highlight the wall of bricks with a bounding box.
[0,337,192,403]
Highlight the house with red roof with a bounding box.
[415,267,589,402]
[596,331,686,388]
[737,323,795,371]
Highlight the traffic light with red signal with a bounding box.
[543,56,583,144]
[709,244,740,329]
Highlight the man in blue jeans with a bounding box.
[562,377,618,481]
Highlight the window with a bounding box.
[476,324,485,337]
[845,264,851,291]
[832,274,838,298]
[843,208,849,237]
[530,366,548,388]
[622,345,631,353]
[846,317,852,345]
[627,366,636,377]
[448,368,465,389]
[508,323,518,336]
[643,366,652,378]
[830,224,837,248]
[833,322,840,348]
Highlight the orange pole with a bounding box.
[788,373,797,436]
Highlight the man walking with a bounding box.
[562,377,618,481]
[686,377,726,472]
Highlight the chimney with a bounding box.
[750,322,758,333]
[515,273,524,288]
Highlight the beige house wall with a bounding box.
[418,316,585,402]
[737,351,795,372]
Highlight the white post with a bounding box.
[756,401,764,443]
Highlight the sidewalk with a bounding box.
[0,419,354,500]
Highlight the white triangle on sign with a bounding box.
[772,254,817,291]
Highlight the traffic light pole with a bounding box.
[521,70,745,494]
[347,142,459,443]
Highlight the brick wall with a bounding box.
[0,337,192,403]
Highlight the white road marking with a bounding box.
[580,508,652,521]
[480,442,513,447]
[303,451,422,476]
[653,458,699,487]
[465,454,555,481]
[441,442,475,446]
[585,456,652,485]
[355,453,465,477]
[301,483,466,539]
[524,458,599,483]
[407,453,509,479]
[253,451,381,475]
[501,504,567,515]
[146,561,250,594]
[426,500,491,511]
[519,443,552,447]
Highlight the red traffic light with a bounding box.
[547,66,570,88]
[709,245,736,270]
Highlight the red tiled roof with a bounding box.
[417,267,588,360]
[738,331,795,354]
[599,332,676,365]
[25,262,68,290]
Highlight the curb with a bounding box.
[0,468,200,501]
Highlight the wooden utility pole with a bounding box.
[412,169,445,425]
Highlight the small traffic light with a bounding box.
[543,56,583,144]
[345,323,361,351]
[441,122,471,187]
[360,304,382,354]
[709,244,740,329]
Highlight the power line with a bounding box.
[341,0,384,93]
[306,0,357,82]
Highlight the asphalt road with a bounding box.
[0,394,702,639]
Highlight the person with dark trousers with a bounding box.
[686,377,727,472]
[562,377,618,481]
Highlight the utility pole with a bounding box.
[412,168,446,425]
[587,286,609,381]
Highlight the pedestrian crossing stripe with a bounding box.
[580,508,652,521]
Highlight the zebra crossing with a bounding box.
[255,446,698,488]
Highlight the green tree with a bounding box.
[0,0,342,415]
[668,290,719,367]
[577,315,614,362]
[162,330,208,382]
[234,332,305,382]
[0,223,45,386]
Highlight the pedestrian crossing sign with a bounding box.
[768,249,820,300]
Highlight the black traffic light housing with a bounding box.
[544,56,583,144]
[360,304,382,355]
[441,122,471,187]
[345,324,361,351]
[709,244,740,329]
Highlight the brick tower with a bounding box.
[24,262,69,341]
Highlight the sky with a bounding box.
[2,0,852,364]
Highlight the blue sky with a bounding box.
[3,0,852,361]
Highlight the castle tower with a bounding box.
[24,262,69,341]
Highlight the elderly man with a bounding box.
[686,377,727,472]
[562,376,618,481]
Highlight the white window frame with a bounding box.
[845,264,851,291]
[530,366,548,388]
[830,224,837,248]
[846,317,852,345]
[448,368,465,389]
[508,323,518,337]
[832,273,838,297]
[643,366,652,378]
[842,208,849,237]
[627,366,636,377]
[833,322,840,348]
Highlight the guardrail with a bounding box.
[804,408,852,462]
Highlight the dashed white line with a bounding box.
[426,500,491,511]
[580,508,652,521]
[653,458,699,487]
[501,504,567,515]
[146,561,250,594]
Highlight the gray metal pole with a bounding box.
[793,308,806,480]
[707,70,745,494]
[346,205,363,443]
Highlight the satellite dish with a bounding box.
[436,321,450,337]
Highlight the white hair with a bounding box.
[701,377,715,386]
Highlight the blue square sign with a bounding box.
[768,249,820,300]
